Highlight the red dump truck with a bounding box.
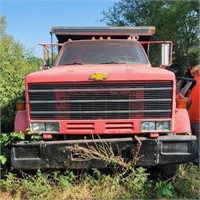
[12,27,196,175]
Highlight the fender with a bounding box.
[14,110,28,133]
[173,108,191,134]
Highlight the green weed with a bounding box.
[0,131,42,168]
[0,132,25,166]
[172,163,200,199]
[155,180,174,198]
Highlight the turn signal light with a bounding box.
[16,101,25,111]
[176,99,187,109]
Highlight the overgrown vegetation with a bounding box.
[0,132,199,199]
[0,164,199,199]
[0,16,42,132]
[0,131,42,171]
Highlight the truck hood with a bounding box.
[26,64,175,83]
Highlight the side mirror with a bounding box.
[43,45,50,67]
[38,43,63,70]
[39,65,50,70]
[161,43,170,66]
[141,41,173,67]
[38,46,50,70]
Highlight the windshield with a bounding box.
[56,40,149,66]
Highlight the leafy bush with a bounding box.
[0,132,25,162]
[0,16,42,132]
[0,131,42,175]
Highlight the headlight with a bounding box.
[30,122,59,133]
[156,121,171,131]
[46,123,59,132]
[141,121,155,131]
[141,121,171,132]
[31,123,45,132]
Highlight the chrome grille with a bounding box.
[28,82,173,120]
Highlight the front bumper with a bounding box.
[11,135,196,170]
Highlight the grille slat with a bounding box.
[30,109,171,114]
[29,87,172,93]
[30,99,171,104]
[28,82,173,120]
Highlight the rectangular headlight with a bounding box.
[46,122,59,132]
[31,123,45,132]
[30,122,59,133]
[141,121,171,132]
[141,121,155,132]
[156,121,171,131]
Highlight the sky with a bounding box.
[1,0,117,58]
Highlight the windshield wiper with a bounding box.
[63,62,83,65]
[99,61,127,64]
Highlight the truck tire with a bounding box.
[159,164,179,179]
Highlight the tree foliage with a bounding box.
[0,16,7,36]
[101,0,200,74]
[0,16,43,132]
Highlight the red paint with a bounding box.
[14,110,28,133]
[173,109,191,133]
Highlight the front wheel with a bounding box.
[159,164,179,179]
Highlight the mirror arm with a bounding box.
[140,41,173,67]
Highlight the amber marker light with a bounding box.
[176,98,187,109]
[16,101,25,111]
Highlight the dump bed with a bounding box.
[51,26,155,43]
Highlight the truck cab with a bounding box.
[12,27,196,172]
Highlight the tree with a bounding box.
[0,16,6,36]
[0,16,43,132]
[101,0,200,74]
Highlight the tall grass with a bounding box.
[0,163,199,199]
